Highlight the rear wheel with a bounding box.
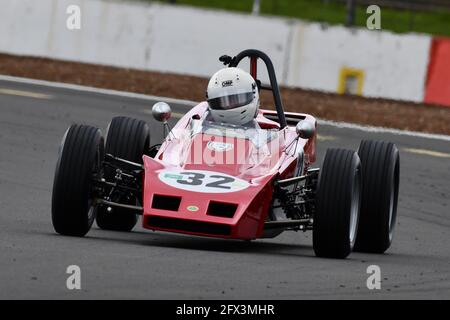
[95,116,150,232]
[313,149,362,259]
[52,124,104,237]
[355,140,400,253]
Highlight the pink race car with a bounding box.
[52,50,399,258]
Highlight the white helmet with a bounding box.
[206,67,259,126]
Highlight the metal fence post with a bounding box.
[252,0,261,15]
[346,0,356,27]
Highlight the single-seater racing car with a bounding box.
[51,49,400,259]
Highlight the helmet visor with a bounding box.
[208,92,254,110]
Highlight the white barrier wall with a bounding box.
[0,0,432,102]
[0,0,291,83]
[0,0,155,70]
[287,23,431,102]
[148,5,292,82]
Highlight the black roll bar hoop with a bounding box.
[220,49,288,129]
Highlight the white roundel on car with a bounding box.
[207,141,234,152]
[158,170,249,193]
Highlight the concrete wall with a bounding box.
[0,0,155,70]
[287,23,431,102]
[147,5,292,83]
[0,0,433,103]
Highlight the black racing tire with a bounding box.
[354,140,400,253]
[95,116,150,232]
[313,149,362,259]
[52,124,104,237]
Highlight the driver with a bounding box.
[206,67,260,128]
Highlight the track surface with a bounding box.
[0,79,449,299]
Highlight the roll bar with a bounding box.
[219,49,287,128]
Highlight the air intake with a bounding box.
[207,201,237,218]
[146,216,231,236]
[152,195,181,212]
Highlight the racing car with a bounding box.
[51,49,400,259]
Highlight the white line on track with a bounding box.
[1,74,449,142]
[0,75,197,107]
[403,148,450,158]
[316,134,337,141]
[316,119,450,142]
[0,87,52,100]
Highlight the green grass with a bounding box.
[174,0,254,12]
[149,0,450,36]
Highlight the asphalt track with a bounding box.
[0,78,449,299]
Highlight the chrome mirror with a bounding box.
[296,120,315,139]
[152,102,174,139]
[152,102,172,122]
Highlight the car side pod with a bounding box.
[272,120,316,190]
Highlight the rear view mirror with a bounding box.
[296,120,315,139]
[152,102,172,122]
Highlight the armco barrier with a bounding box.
[0,0,439,104]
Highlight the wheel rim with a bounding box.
[388,171,396,242]
[388,185,394,231]
[349,169,361,246]
[87,140,103,223]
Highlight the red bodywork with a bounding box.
[142,102,316,240]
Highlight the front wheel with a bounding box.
[95,116,150,232]
[51,124,104,237]
[313,149,362,259]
